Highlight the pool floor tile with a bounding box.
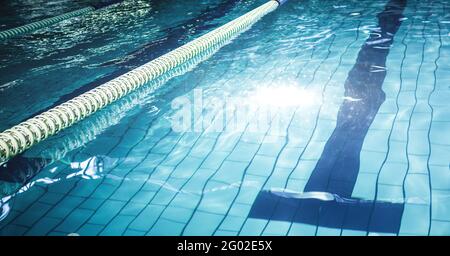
[46,196,85,220]
[200,152,229,170]
[352,172,378,200]
[213,160,248,184]
[160,206,194,223]
[128,204,165,231]
[54,208,95,233]
[14,202,53,227]
[77,223,104,236]
[88,200,127,226]
[262,220,291,236]
[219,215,246,232]
[432,190,450,222]
[430,221,450,236]
[130,190,156,205]
[430,165,450,190]
[399,203,430,235]
[182,211,224,235]
[100,215,136,236]
[316,227,342,236]
[376,184,403,202]
[404,174,430,203]
[25,217,61,236]
[276,148,304,169]
[228,142,260,163]
[247,155,276,176]
[214,230,238,236]
[147,218,184,236]
[120,202,147,216]
[239,219,267,236]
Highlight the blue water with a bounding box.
[0,0,449,236]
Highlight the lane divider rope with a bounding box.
[0,45,219,197]
[0,7,95,40]
[0,0,123,40]
[0,0,282,164]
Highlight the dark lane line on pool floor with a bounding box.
[249,0,408,234]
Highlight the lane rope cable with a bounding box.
[0,0,123,40]
[0,0,287,164]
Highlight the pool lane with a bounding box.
[249,0,408,234]
[0,0,245,189]
[20,0,245,122]
[1,0,448,236]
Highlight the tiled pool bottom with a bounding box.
[0,0,450,236]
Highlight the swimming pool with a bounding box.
[0,0,449,236]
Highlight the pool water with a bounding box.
[0,0,449,236]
